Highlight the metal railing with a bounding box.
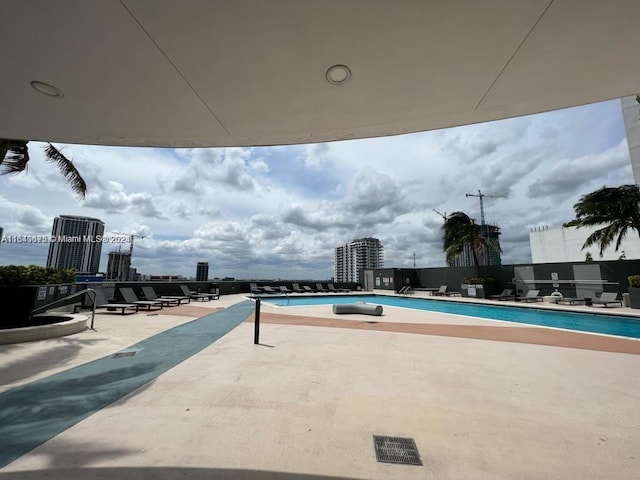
[516,279,619,285]
[31,288,97,330]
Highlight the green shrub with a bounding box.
[628,275,640,288]
[462,276,495,285]
[0,265,76,286]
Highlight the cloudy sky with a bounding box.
[0,98,633,280]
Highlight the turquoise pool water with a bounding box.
[263,295,640,339]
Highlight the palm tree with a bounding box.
[564,184,640,257]
[442,211,500,277]
[0,139,87,198]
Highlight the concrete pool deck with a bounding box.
[1,291,639,479]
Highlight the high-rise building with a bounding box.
[447,223,502,267]
[46,215,104,273]
[335,237,384,283]
[196,262,209,281]
[106,251,132,281]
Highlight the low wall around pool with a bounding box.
[0,314,88,344]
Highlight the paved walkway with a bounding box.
[0,301,254,467]
[256,312,640,354]
[1,293,639,479]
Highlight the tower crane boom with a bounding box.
[113,232,145,257]
[465,189,505,225]
[432,208,448,220]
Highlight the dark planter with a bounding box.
[460,283,496,299]
[0,284,76,328]
[628,287,640,309]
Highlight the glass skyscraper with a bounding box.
[46,215,105,273]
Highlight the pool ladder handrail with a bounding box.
[30,288,97,330]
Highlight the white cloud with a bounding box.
[169,147,269,194]
[84,181,166,219]
[304,143,331,169]
[0,196,50,234]
[0,99,633,278]
[527,139,631,200]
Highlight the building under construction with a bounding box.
[446,223,502,267]
[106,251,132,281]
[444,189,503,268]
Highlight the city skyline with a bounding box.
[0,98,634,279]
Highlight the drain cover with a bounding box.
[373,435,422,466]
[112,351,136,358]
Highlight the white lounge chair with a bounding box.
[591,292,622,307]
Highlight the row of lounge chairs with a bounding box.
[250,283,351,295]
[557,291,623,307]
[489,289,542,302]
[489,289,623,307]
[401,285,626,309]
[90,285,219,315]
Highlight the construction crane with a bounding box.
[111,232,145,281]
[112,232,145,259]
[432,208,448,221]
[465,190,505,225]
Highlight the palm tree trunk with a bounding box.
[472,248,481,278]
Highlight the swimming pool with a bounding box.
[263,295,640,339]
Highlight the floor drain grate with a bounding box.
[373,435,422,466]
[112,351,136,358]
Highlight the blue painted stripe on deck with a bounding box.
[0,300,254,468]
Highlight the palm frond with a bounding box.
[583,225,617,257]
[614,225,629,252]
[569,184,640,254]
[44,143,87,198]
[0,139,30,175]
[441,210,498,274]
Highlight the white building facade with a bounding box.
[334,237,384,283]
[621,95,640,184]
[530,225,640,263]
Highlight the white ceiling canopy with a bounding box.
[1,0,640,148]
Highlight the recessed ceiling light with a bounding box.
[326,65,351,85]
[30,81,64,98]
